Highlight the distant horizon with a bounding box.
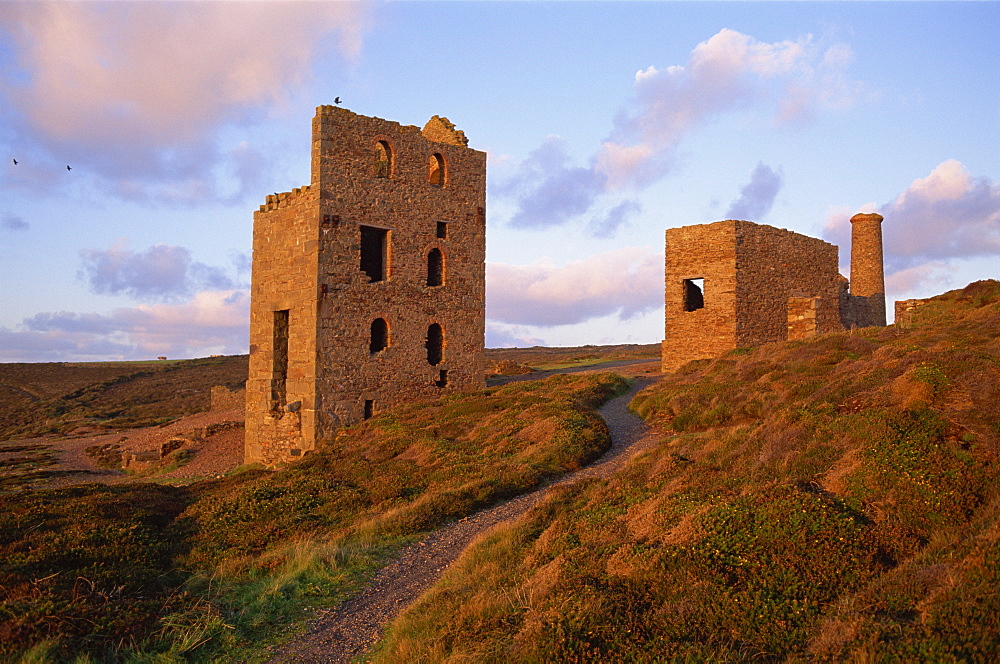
[2,2,997,362]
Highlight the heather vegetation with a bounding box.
[0,372,625,662]
[0,355,248,441]
[372,280,1000,662]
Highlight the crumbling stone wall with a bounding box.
[894,298,928,327]
[662,218,879,372]
[246,107,486,465]
[734,222,843,343]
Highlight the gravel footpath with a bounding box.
[268,374,663,664]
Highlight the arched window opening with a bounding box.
[427,248,444,287]
[428,153,445,187]
[426,323,444,366]
[375,141,392,178]
[370,318,389,355]
[364,399,375,420]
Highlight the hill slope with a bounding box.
[0,356,248,440]
[0,372,625,662]
[372,280,1000,661]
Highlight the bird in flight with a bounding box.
[12,159,17,165]
[66,165,72,171]
[335,97,342,105]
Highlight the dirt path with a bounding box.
[268,374,663,664]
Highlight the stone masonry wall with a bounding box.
[246,107,486,466]
[662,220,844,372]
[847,212,887,327]
[662,221,739,371]
[733,221,842,345]
[311,108,486,441]
[894,298,928,328]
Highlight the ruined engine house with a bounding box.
[245,107,486,465]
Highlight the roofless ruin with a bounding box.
[245,107,487,465]
[243,105,888,466]
[661,213,886,371]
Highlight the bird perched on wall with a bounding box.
[334,97,342,105]
[12,159,17,165]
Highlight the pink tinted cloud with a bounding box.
[0,1,368,201]
[487,246,663,327]
[502,28,863,230]
[823,160,1000,299]
[884,262,953,295]
[881,160,1000,264]
[824,160,1000,273]
[5,289,250,362]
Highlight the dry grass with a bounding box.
[0,355,248,441]
[371,280,1000,662]
[0,372,625,662]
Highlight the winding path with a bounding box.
[268,373,661,664]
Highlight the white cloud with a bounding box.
[487,246,663,327]
[884,262,953,296]
[824,160,1000,274]
[0,1,369,203]
[883,160,1000,265]
[823,160,1000,303]
[78,240,242,302]
[501,28,864,230]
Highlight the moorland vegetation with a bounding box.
[0,372,625,662]
[2,280,998,662]
[371,280,1000,661]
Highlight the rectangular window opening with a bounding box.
[271,309,289,410]
[360,225,389,282]
[363,399,375,420]
[435,369,448,388]
[436,221,448,239]
[683,278,705,312]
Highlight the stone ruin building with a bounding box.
[245,106,486,465]
[662,213,885,371]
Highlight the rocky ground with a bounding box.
[2,406,246,491]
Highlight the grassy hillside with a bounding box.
[0,355,248,440]
[0,372,625,662]
[486,343,659,372]
[0,344,654,441]
[372,280,1000,662]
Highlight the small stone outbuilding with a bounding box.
[662,213,885,371]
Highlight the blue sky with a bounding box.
[1,1,997,361]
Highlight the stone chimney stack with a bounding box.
[849,212,886,326]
